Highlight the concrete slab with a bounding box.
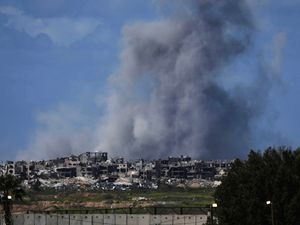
[57,214,69,225]
[127,214,138,225]
[173,215,185,225]
[9,213,208,225]
[103,214,115,225]
[184,215,196,225]
[82,214,93,225]
[92,214,104,225]
[46,214,58,225]
[196,215,207,225]
[13,214,24,225]
[23,213,34,225]
[138,214,150,225]
[69,214,82,225]
[160,215,173,225]
[150,215,161,225]
[34,214,46,225]
[115,214,127,225]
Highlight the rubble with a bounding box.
[0,151,233,190]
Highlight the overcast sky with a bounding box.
[0,0,299,160]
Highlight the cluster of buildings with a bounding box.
[0,152,233,190]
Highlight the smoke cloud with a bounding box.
[18,0,280,160]
[271,32,287,76]
[17,103,98,160]
[96,0,269,159]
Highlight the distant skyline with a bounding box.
[0,0,300,161]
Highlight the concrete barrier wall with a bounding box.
[6,213,208,225]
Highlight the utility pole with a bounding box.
[1,195,13,225]
[266,201,275,225]
[271,203,275,225]
[210,205,213,225]
[210,203,218,225]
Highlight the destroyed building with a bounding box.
[2,151,233,190]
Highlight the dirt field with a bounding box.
[7,188,215,213]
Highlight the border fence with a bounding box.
[0,207,212,225]
[28,206,210,215]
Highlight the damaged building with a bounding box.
[1,151,233,190]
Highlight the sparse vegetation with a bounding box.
[12,187,215,213]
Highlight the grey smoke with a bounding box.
[17,103,98,160]
[271,32,287,76]
[97,0,270,159]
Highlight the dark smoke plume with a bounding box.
[97,0,268,159]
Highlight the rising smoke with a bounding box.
[96,0,271,159]
[16,0,281,161]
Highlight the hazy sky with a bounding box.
[0,0,299,160]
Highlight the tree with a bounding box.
[31,179,42,192]
[214,147,300,225]
[0,175,25,225]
